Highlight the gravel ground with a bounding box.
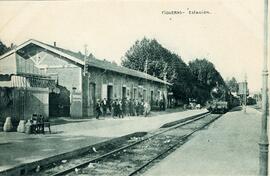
[143,107,263,176]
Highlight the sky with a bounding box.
[0,0,267,92]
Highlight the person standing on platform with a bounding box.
[113,99,118,118]
[159,99,164,111]
[118,100,124,118]
[107,99,112,115]
[110,99,115,117]
[96,99,102,119]
[128,99,133,116]
[101,98,107,117]
[114,99,119,118]
[126,99,130,116]
[126,98,129,116]
[121,100,125,118]
[144,101,151,117]
[134,99,138,116]
[140,99,145,115]
[122,98,126,116]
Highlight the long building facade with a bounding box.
[0,39,171,119]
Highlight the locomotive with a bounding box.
[207,84,240,114]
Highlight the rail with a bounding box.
[51,112,216,176]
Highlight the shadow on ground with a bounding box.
[229,106,242,112]
[50,118,88,126]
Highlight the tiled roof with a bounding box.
[44,43,171,85]
[0,39,171,85]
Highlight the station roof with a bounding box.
[0,39,171,85]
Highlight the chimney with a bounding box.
[53,42,56,47]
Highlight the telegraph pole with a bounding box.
[259,0,269,175]
[144,58,148,74]
[163,63,168,109]
[83,44,88,76]
[243,73,247,113]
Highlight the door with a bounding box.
[49,85,70,117]
[151,90,154,106]
[122,87,127,99]
[143,89,147,100]
[107,85,113,101]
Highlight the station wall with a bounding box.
[81,67,167,117]
[2,50,168,119]
[0,87,49,122]
[0,41,169,121]
[37,51,83,118]
[0,54,16,74]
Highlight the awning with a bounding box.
[0,74,55,89]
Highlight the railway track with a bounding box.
[33,112,221,176]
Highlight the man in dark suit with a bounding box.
[101,98,107,117]
[96,99,102,119]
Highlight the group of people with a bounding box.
[95,98,151,119]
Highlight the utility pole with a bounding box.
[83,44,88,76]
[163,63,168,109]
[243,73,247,113]
[144,58,148,74]
[259,0,269,175]
[163,63,167,82]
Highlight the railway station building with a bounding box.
[0,39,171,119]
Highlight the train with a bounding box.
[207,84,240,114]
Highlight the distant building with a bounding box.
[0,39,171,119]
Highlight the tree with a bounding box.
[225,77,238,93]
[0,40,9,55]
[122,38,226,105]
[188,59,225,104]
[122,37,192,102]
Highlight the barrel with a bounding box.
[3,117,13,132]
[17,120,26,133]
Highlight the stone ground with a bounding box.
[49,107,185,126]
[0,109,207,172]
[143,107,266,176]
[52,109,206,137]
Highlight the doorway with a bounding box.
[151,90,154,105]
[143,89,147,100]
[49,85,70,117]
[107,85,113,101]
[122,87,127,99]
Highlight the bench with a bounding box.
[31,114,51,134]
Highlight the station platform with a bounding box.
[143,107,264,176]
[0,109,207,173]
